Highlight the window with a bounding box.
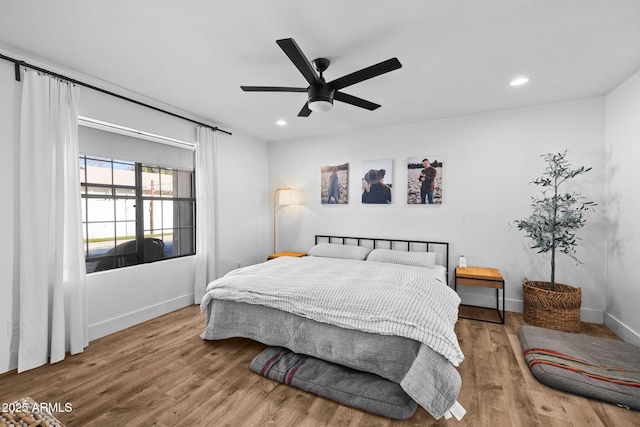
[80,154,195,273]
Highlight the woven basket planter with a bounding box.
[522,278,582,333]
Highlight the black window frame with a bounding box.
[80,154,196,273]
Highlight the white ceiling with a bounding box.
[1,0,640,143]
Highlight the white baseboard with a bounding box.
[458,292,520,315]
[604,312,640,347]
[0,294,195,375]
[88,293,195,341]
[0,349,18,375]
[457,292,603,324]
[4,293,633,375]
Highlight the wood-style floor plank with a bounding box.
[1,305,639,426]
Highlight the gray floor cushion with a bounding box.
[518,325,640,410]
[250,346,418,420]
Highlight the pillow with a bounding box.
[366,248,437,268]
[307,243,371,260]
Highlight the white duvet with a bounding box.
[201,256,464,366]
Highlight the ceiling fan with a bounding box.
[241,38,402,117]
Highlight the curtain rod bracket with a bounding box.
[14,61,25,82]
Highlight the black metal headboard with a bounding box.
[315,234,450,273]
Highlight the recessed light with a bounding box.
[276,119,287,126]
[510,77,529,86]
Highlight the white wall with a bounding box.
[269,98,608,325]
[605,69,640,346]
[215,131,271,276]
[0,57,270,373]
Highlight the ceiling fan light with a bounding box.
[308,85,334,112]
[309,99,333,112]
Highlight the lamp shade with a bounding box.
[273,187,300,253]
[278,189,301,205]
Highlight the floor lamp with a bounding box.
[273,187,300,253]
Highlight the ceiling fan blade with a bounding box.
[334,91,381,111]
[276,38,322,86]
[241,86,307,92]
[329,58,402,91]
[298,102,312,117]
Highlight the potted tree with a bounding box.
[514,151,596,332]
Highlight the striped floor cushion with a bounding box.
[250,347,418,420]
[518,325,640,410]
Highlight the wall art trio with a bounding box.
[321,157,443,205]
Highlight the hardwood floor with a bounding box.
[1,305,638,426]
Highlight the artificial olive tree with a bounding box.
[514,151,596,290]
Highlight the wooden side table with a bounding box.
[267,251,307,260]
[454,266,505,324]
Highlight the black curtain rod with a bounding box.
[0,52,232,136]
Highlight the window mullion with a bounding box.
[135,163,145,263]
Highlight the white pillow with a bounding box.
[307,243,371,260]
[366,248,437,268]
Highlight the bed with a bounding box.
[200,235,465,420]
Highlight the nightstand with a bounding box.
[454,266,505,324]
[267,251,307,260]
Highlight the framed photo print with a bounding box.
[362,159,393,204]
[321,163,348,204]
[407,157,443,204]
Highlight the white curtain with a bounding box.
[193,126,218,302]
[18,71,88,372]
